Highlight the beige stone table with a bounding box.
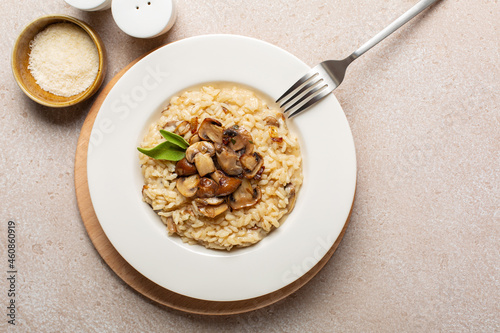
[1,0,498,331]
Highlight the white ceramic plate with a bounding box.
[87,35,356,302]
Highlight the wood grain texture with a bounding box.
[74,51,353,315]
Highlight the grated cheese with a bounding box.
[28,23,99,97]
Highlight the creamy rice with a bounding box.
[139,85,303,250]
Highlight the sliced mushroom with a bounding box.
[174,120,191,136]
[185,141,215,163]
[175,158,197,176]
[196,177,219,198]
[195,197,225,206]
[269,126,283,143]
[198,118,223,144]
[165,216,177,234]
[229,179,261,210]
[190,117,199,134]
[240,152,264,179]
[210,169,226,184]
[216,146,243,176]
[211,170,242,196]
[285,183,297,211]
[176,174,200,198]
[254,165,265,180]
[193,153,216,177]
[223,125,254,154]
[264,116,279,127]
[198,203,228,218]
[162,120,178,131]
[189,134,201,145]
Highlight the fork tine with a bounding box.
[287,88,332,118]
[275,68,319,105]
[279,76,324,111]
[283,82,328,113]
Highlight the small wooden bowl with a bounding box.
[12,15,106,108]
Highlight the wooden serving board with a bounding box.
[74,52,354,315]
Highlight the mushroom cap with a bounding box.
[224,125,254,154]
[211,170,242,196]
[240,152,264,179]
[176,174,200,198]
[195,197,225,206]
[216,146,243,176]
[198,203,228,218]
[228,179,262,210]
[196,177,219,198]
[175,158,197,176]
[185,141,215,163]
[198,118,223,144]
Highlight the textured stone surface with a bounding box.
[1,0,498,331]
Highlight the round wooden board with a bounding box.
[74,52,354,315]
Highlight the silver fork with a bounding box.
[277,0,441,118]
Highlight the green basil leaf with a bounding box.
[137,141,186,161]
[159,130,189,149]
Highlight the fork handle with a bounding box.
[351,0,440,59]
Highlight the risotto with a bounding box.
[139,85,303,250]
